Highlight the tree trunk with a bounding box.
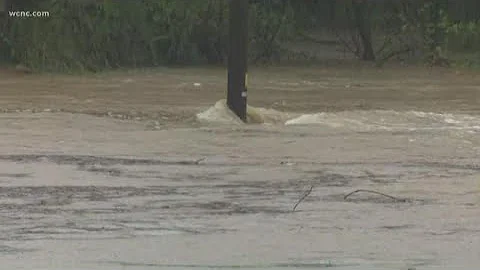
[351,0,375,61]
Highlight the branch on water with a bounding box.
[293,185,314,212]
[194,157,206,165]
[344,189,408,202]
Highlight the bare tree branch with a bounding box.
[344,189,408,202]
[293,185,314,212]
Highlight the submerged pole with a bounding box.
[227,0,248,122]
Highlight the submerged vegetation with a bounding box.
[1,0,480,72]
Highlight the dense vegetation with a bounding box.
[1,0,480,72]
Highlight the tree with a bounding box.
[351,0,375,61]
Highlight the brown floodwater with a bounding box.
[0,65,479,270]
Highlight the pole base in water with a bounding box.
[226,0,248,122]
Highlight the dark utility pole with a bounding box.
[227,0,248,122]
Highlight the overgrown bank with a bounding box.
[1,0,480,72]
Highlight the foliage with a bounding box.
[446,21,480,69]
[249,0,295,63]
[447,21,480,52]
[3,0,210,71]
[1,0,480,71]
[416,1,450,66]
[0,0,297,71]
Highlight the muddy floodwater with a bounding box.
[0,66,479,270]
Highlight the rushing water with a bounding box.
[0,67,479,269]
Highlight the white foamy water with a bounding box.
[197,100,480,133]
[285,110,480,132]
[196,99,296,125]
